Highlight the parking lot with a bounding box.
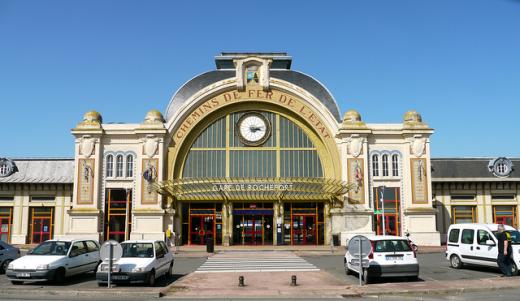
[0,251,506,292]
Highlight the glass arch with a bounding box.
[182,111,324,178]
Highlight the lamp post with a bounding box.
[379,186,386,236]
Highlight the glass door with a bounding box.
[105,189,132,242]
[242,215,263,245]
[29,207,53,244]
[292,215,317,245]
[189,215,214,245]
[0,207,12,243]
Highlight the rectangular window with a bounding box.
[460,229,474,244]
[30,196,55,202]
[116,155,124,177]
[493,205,517,228]
[448,229,460,243]
[451,195,475,200]
[0,197,14,201]
[382,155,389,177]
[372,155,379,177]
[0,207,13,243]
[477,230,492,245]
[492,195,516,200]
[452,206,477,224]
[392,155,399,177]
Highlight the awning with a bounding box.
[154,177,352,202]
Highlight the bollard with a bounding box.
[291,275,297,286]
[238,275,245,287]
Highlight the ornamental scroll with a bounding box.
[141,158,158,204]
[77,159,95,204]
[410,158,428,204]
[347,158,364,204]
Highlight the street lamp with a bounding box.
[379,186,386,236]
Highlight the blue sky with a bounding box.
[0,0,519,158]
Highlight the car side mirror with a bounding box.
[486,240,496,246]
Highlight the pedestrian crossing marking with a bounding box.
[195,252,320,273]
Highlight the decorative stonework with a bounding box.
[234,57,272,92]
[0,158,17,177]
[410,158,428,204]
[488,157,514,178]
[347,136,363,158]
[347,158,364,204]
[79,135,95,158]
[143,135,159,158]
[410,136,426,157]
[143,110,165,125]
[142,158,158,204]
[77,158,95,204]
[77,111,102,128]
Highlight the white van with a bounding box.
[446,223,520,275]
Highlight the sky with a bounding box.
[0,0,519,158]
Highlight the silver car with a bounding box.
[0,241,20,274]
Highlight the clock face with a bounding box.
[236,112,271,146]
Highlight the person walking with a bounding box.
[496,224,513,277]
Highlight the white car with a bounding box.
[6,239,101,284]
[446,223,520,275]
[344,235,419,284]
[96,240,174,286]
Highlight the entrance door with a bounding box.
[376,215,399,236]
[29,207,53,244]
[105,189,132,242]
[190,215,214,245]
[292,215,317,245]
[0,207,12,243]
[243,215,263,245]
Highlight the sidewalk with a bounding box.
[169,244,446,256]
[163,271,518,299]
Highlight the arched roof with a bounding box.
[164,70,341,122]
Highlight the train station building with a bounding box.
[0,53,517,246]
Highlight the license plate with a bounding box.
[16,273,30,278]
[386,256,403,261]
[111,275,129,280]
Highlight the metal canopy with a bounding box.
[154,177,352,202]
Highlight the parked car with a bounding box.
[344,235,419,284]
[446,223,520,275]
[0,241,20,274]
[96,240,174,286]
[6,239,101,284]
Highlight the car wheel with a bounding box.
[53,268,66,283]
[147,270,156,286]
[0,259,12,274]
[167,263,174,277]
[512,262,518,276]
[450,255,463,269]
[11,281,23,285]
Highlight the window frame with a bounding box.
[126,155,134,178]
[391,154,399,177]
[115,155,124,178]
[106,155,114,178]
[382,154,389,177]
[372,154,379,177]
[460,229,475,245]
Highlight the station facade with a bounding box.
[1,53,513,247]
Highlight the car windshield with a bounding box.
[493,230,520,244]
[374,240,412,252]
[29,241,71,255]
[121,243,154,258]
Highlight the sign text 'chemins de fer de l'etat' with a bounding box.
[174,88,332,141]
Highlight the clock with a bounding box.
[236,112,271,146]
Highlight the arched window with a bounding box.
[126,155,134,178]
[392,154,399,177]
[372,155,379,177]
[382,154,389,177]
[116,155,124,177]
[106,155,114,178]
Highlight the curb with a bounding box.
[346,281,520,298]
[0,287,163,298]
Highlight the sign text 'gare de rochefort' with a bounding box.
[1,53,518,247]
